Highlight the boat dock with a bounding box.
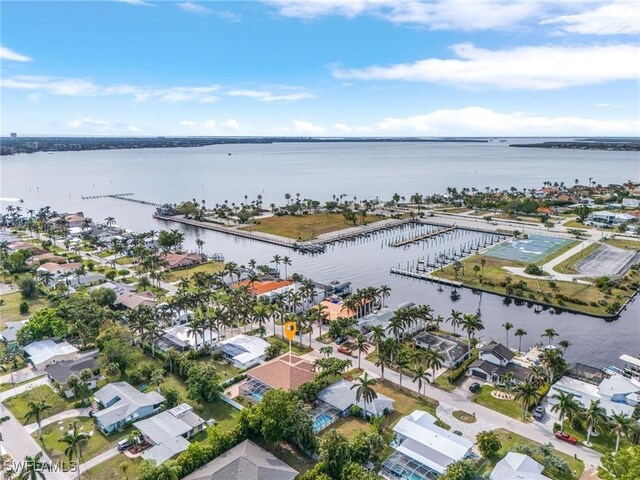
[389,267,462,287]
[82,193,162,207]
[391,226,455,247]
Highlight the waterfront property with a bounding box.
[181,439,298,480]
[414,333,469,369]
[620,354,640,379]
[135,403,205,465]
[239,353,316,403]
[489,452,547,480]
[23,339,79,370]
[317,298,357,321]
[93,381,164,434]
[159,252,207,270]
[317,378,395,418]
[45,351,99,398]
[467,342,531,385]
[381,410,473,480]
[218,334,270,369]
[357,302,421,339]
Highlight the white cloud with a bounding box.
[178,2,212,14]
[68,117,111,129]
[332,43,640,90]
[226,89,315,102]
[0,45,32,62]
[203,120,217,130]
[199,96,219,103]
[541,0,639,35]
[115,0,154,6]
[334,122,353,133]
[180,120,196,126]
[223,119,241,131]
[373,106,639,136]
[293,120,326,134]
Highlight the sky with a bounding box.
[1,0,639,137]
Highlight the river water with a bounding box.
[2,141,639,367]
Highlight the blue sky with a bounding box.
[1,0,639,136]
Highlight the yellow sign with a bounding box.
[284,322,297,341]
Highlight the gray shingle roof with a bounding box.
[93,382,164,428]
[45,352,98,384]
[479,342,515,361]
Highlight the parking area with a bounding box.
[575,244,639,277]
[484,234,573,263]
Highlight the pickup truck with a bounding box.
[554,431,577,445]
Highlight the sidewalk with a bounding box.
[25,407,92,434]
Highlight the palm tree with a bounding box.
[351,372,378,419]
[271,254,282,275]
[369,325,386,353]
[610,412,631,453]
[541,328,558,345]
[461,313,484,355]
[281,256,292,278]
[559,339,572,354]
[550,391,582,432]
[60,420,90,478]
[514,381,539,419]
[104,216,116,227]
[423,348,444,383]
[378,285,391,308]
[17,452,45,480]
[502,322,513,349]
[24,399,52,439]
[584,400,608,445]
[352,334,369,370]
[447,310,462,336]
[514,328,527,353]
[395,350,410,388]
[412,365,431,398]
[375,339,393,380]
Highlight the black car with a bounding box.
[469,382,481,393]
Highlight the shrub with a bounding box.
[524,264,544,276]
[19,301,29,314]
[19,277,39,299]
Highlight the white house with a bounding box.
[135,403,205,465]
[622,198,640,208]
[587,210,637,226]
[357,302,419,340]
[381,410,473,479]
[490,453,548,480]
[23,340,79,370]
[162,324,218,351]
[318,379,394,418]
[218,334,269,369]
[468,342,531,385]
[93,382,164,434]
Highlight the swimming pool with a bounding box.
[313,412,335,432]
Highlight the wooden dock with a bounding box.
[392,226,455,247]
[390,267,462,287]
[82,193,161,207]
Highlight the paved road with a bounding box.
[0,367,46,385]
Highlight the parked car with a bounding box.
[469,382,481,393]
[117,439,131,451]
[338,345,352,356]
[335,337,347,345]
[554,431,577,445]
[533,406,545,420]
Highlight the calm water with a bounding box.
[2,141,639,367]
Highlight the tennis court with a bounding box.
[484,234,573,263]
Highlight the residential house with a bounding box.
[36,262,82,280]
[415,333,469,369]
[45,351,99,398]
[162,324,218,351]
[0,320,27,343]
[26,253,67,266]
[181,439,298,480]
[93,381,164,434]
[318,378,394,418]
[135,403,205,465]
[358,303,420,340]
[160,252,207,270]
[467,341,531,385]
[89,281,157,309]
[48,212,91,229]
[218,334,269,369]
[239,353,316,403]
[622,198,640,208]
[490,453,548,480]
[381,410,473,480]
[23,340,79,370]
[8,241,47,256]
[317,299,356,321]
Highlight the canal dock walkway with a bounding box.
[392,226,455,247]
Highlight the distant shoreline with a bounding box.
[510,141,640,151]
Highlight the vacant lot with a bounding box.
[604,238,640,251]
[0,292,50,326]
[4,384,76,425]
[164,261,224,283]
[242,213,388,241]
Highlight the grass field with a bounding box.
[564,220,589,230]
[267,335,313,355]
[164,261,225,283]
[328,416,370,439]
[473,385,524,421]
[35,416,129,464]
[432,254,639,316]
[242,213,388,241]
[494,214,542,224]
[553,243,601,274]
[372,380,446,429]
[0,291,50,325]
[82,454,143,480]
[478,429,584,480]
[4,384,76,425]
[604,238,640,251]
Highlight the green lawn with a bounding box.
[242,213,388,241]
[473,385,525,421]
[0,291,50,325]
[164,261,224,283]
[81,454,143,480]
[564,220,589,230]
[267,335,313,355]
[560,421,629,455]
[604,238,640,251]
[327,416,371,439]
[0,376,42,392]
[373,380,448,429]
[478,428,584,480]
[433,372,465,392]
[451,410,476,423]
[35,416,130,464]
[3,384,77,425]
[553,243,601,274]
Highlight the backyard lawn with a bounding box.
[0,291,50,325]
[473,385,524,421]
[3,384,76,425]
[328,416,370,440]
[35,416,130,464]
[164,261,225,283]
[478,429,584,480]
[373,380,447,429]
[242,213,388,241]
[82,454,143,480]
